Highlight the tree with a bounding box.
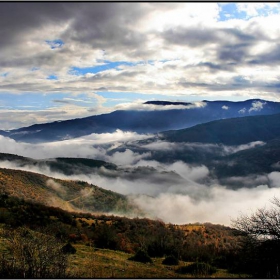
[231,197,280,278]
[128,249,152,264]
[232,197,280,240]
[162,255,179,265]
[94,223,117,250]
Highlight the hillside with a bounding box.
[0,167,136,214]
[1,99,280,143]
[210,138,280,179]
[0,192,244,278]
[161,113,280,145]
[0,152,185,185]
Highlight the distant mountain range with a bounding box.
[1,98,280,190]
[1,99,280,143]
[161,112,280,145]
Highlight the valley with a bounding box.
[2,3,280,277]
[1,99,280,278]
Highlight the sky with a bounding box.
[1,2,280,129]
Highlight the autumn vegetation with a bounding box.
[0,191,245,278]
[0,168,280,278]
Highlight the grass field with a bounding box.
[0,226,249,278]
[67,243,248,278]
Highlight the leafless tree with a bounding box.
[232,197,280,240]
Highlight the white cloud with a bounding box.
[78,129,152,144]
[132,184,280,225]
[1,1,280,118]
[46,179,67,195]
[110,149,151,166]
[222,105,229,110]
[222,141,265,154]
[114,99,207,111]
[0,130,152,160]
[0,139,279,226]
[268,171,280,188]
[249,100,267,112]
[239,108,246,114]
[236,3,280,18]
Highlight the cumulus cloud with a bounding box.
[1,1,280,129]
[222,105,229,110]
[236,3,279,18]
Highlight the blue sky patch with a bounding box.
[45,39,64,49]
[97,91,201,107]
[70,61,140,76]
[0,93,68,110]
[218,3,280,21]
[47,75,58,80]
[218,3,247,21]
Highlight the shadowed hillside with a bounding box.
[0,168,136,214]
[161,113,280,145]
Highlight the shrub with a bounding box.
[128,249,153,263]
[162,255,179,265]
[62,242,76,254]
[176,262,217,276]
[0,227,69,278]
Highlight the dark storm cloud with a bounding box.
[61,2,153,58]
[0,52,56,68]
[162,27,219,47]
[162,26,260,48]
[0,2,153,59]
[178,75,273,92]
[218,43,252,63]
[162,25,266,71]
[249,43,280,65]
[0,3,72,49]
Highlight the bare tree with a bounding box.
[231,197,280,278]
[232,197,280,240]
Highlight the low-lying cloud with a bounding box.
[0,155,279,225]
[0,132,279,226]
[0,131,152,166]
[249,100,267,112]
[114,100,207,111]
[132,184,280,225]
[46,179,67,195]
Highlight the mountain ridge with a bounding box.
[161,112,280,145]
[1,99,280,143]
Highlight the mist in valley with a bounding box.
[0,131,279,226]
